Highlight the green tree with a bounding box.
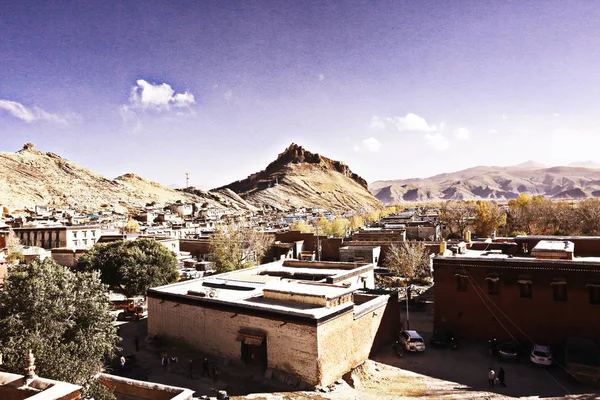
[289,220,314,233]
[208,225,273,273]
[0,258,118,399]
[77,238,178,297]
[316,217,333,236]
[473,201,507,237]
[348,214,365,232]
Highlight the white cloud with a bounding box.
[387,113,436,132]
[425,133,450,151]
[454,127,469,140]
[488,129,499,134]
[354,137,381,152]
[126,79,195,111]
[553,113,561,117]
[368,115,386,131]
[0,99,72,125]
[318,73,325,82]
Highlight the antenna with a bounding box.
[185,172,189,188]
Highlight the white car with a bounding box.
[399,330,426,352]
[530,344,552,366]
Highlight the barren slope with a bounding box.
[216,144,381,212]
[0,146,250,212]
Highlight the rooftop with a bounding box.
[149,259,374,318]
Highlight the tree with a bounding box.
[316,217,332,236]
[348,215,365,232]
[439,201,474,238]
[473,201,507,237]
[384,242,432,330]
[330,218,350,238]
[208,225,274,273]
[124,218,140,234]
[385,241,432,282]
[507,194,535,234]
[575,198,600,235]
[77,238,178,297]
[5,229,24,265]
[0,258,118,399]
[289,220,314,233]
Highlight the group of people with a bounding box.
[188,357,219,382]
[488,367,506,388]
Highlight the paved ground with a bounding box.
[372,331,598,399]
[113,319,293,398]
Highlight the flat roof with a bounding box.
[532,240,574,253]
[149,259,374,318]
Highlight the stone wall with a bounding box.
[148,297,319,384]
[316,298,386,385]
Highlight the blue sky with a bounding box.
[2,1,600,188]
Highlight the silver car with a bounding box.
[399,330,426,352]
[530,344,552,366]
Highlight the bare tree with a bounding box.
[209,224,274,273]
[5,230,23,265]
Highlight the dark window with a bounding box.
[552,284,567,302]
[456,276,467,292]
[487,279,499,295]
[589,286,600,305]
[519,282,532,298]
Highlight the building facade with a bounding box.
[433,240,600,344]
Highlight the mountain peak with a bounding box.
[510,160,546,169]
[273,143,322,166]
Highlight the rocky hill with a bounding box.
[370,163,600,203]
[215,143,381,212]
[0,143,253,213]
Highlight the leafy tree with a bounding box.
[315,217,332,236]
[330,218,349,238]
[348,215,365,232]
[289,220,314,233]
[439,201,474,238]
[124,218,141,234]
[77,238,178,297]
[474,201,507,237]
[208,225,273,273]
[0,258,118,399]
[364,210,381,224]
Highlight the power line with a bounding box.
[462,268,571,394]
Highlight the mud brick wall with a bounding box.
[148,297,319,384]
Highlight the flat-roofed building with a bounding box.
[147,259,399,387]
[433,239,600,344]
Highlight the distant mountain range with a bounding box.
[0,144,256,213]
[370,162,600,203]
[215,143,381,212]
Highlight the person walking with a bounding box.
[213,365,219,382]
[120,356,126,370]
[488,367,496,388]
[134,335,140,352]
[161,353,169,372]
[498,367,506,387]
[188,359,194,379]
[202,358,210,377]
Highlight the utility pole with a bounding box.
[186,172,190,188]
[315,225,321,261]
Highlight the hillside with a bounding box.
[370,163,600,203]
[0,143,253,212]
[215,143,381,212]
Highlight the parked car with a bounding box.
[430,330,459,349]
[497,340,524,362]
[399,330,426,352]
[530,344,552,366]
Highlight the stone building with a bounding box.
[147,259,399,387]
[433,239,600,344]
[13,225,101,250]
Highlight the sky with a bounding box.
[2,1,600,189]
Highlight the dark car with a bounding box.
[430,330,458,349]
[497,340,524,362]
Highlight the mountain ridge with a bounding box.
[215,143,381,212]
[370,162,600,203]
